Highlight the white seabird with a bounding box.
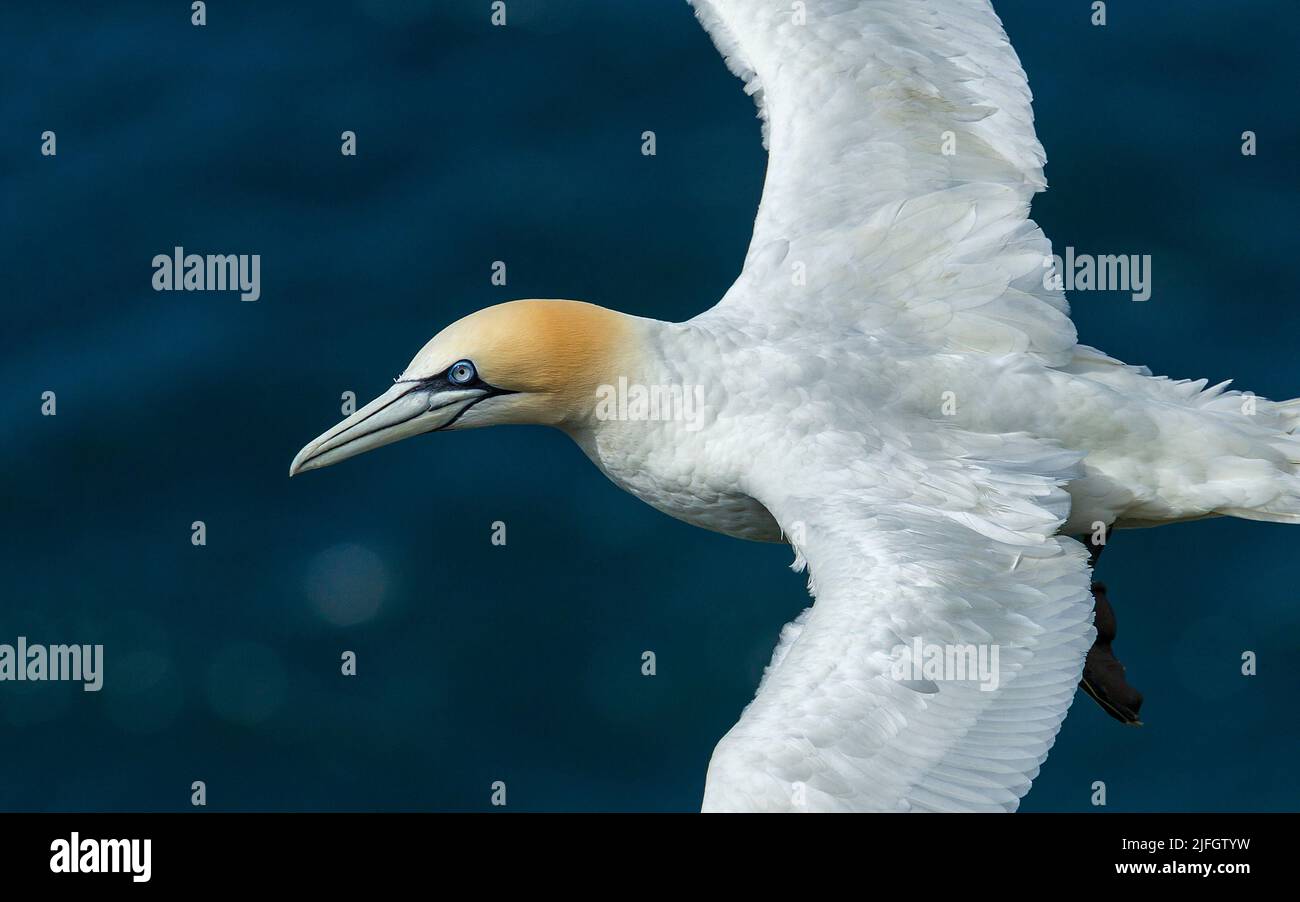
[290,0,1300,811]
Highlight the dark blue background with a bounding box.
[2,1,1297,811]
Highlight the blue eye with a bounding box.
[448,360,477,385]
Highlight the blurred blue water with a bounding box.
[1,1,1296,811]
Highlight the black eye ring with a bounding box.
[447,359,477,385]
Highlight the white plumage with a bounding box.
[293,0,1300,812]
[675,0,1300,811]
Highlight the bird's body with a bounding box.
[568,308,1300,542]
[291,0,1297,811]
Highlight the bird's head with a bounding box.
[289,299,634,476]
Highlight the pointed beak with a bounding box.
[289,381,486,477]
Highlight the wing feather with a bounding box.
[689,0,1077,364]
[702,427,1095,812]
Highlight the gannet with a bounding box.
[290,0,1300,811]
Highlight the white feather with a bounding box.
[569,0,1300,811]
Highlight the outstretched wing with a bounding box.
[689,0,1077,364]
[703,427,1095,811]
